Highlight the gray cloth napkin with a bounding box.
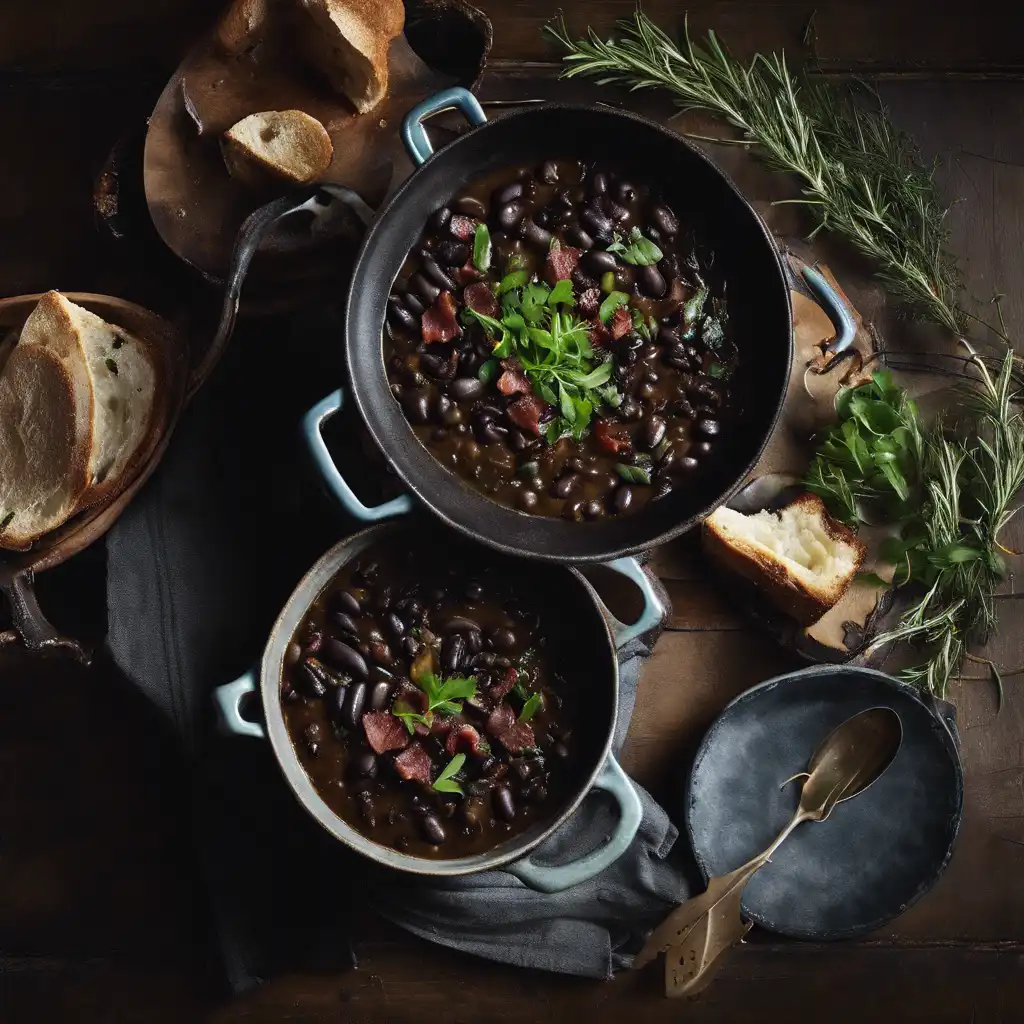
[104,306,694,986]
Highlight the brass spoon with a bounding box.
[635,706,903,996]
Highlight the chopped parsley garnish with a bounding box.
[607,226,663,266]
[519,692,544,722]
[392,671,477,735]
[433,753,466,795]
[473,223,492,272]
[463,277,622,442]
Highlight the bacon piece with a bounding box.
[395,680,429,715]
[394,742,433,784]
[450,214,477,241]
[486,703,517,738]
[463,281,499,318]
[609,306,632,340]
[456,261,484,285]
[488,666,519,702]
[497,720,536,754]
[497,360,531,397]
[421,291,461,344]
[445,723,484,756]
[544,245,581,285]
[578,287,601,319]
[507,394,549,437]
[588,319,612,348]
[593,419,631,455]
[362,711,410,754]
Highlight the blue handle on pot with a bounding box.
[302,389,414,522]
[401,86,488,167]
[213,668,265,739]
[599,557,666,649]
[504,755,643,893]
[800,265,857,355]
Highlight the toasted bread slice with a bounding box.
[293,0,404,114]
[19,292,158,510]
[703,493,866,626]
[221,109,333,186]
[0,343,93,549]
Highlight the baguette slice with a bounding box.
[0,343,93,549]
[703,493,866,626]
[221,109,333,186]
[293,0,404,114]
[18,291,158,511]
[215,0,273,55]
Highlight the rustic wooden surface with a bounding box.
[3,2,1024,1022]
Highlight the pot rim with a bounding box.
[258,521,624,875]
[344,101,794,563]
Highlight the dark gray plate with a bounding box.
[685,665,963,939]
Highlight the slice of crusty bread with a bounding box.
[221,109,334,186]
[18,291,158,510]
[293,0,404,114]
[215,0,273,55]
[0,343,93,549]
[703,493,866,626]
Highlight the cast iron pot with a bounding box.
[211,521,664,891]
[301,86,797,561]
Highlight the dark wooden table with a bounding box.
[3,3,1024,1021]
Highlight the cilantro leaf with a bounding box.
[499,269,529,294]
[521,282,551,323]
[433,753,466,794]
[616,463,652,485]
[478,358,499,383]
[613,226,663,266]
[473,222,492,272]
[547,279,575,306]
[599,291,630,324]
[519,692,544,722]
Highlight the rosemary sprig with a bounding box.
[546,11,965,333]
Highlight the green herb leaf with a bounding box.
[433,753,466,794]
[478,358,499,383]
[392,700,433,735]
[708,361,728,379]
[499,269,530,294]
[614,225,663,266]
[599,290,630,324]
[616,463,652,485]
[519,692,545,722]
[473,222,492,272]
[521,282,551,323]
[547,279,575,306]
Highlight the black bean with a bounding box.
[580,205,613,242]
[323,638,368,679]
[637,264,667,298]
[638,382,656,400]
[454,196,486,218]
[340,681,367,730]
[410,272,440,304]
[356,790,376,828]
[472,651,497,669]
[490,628,516,652]
[612,485,634,514]
[403,389,432,425]
[680,455,700,471]
[557,225,589,250]
[613,266,634,290]
[539,160,560,184]
[448,376,484,403]
[518,489,538,512]
[387,297,417,332]
[285,642,302,669]
[334,589,361,616]
[420,814,447,845]
[385,613,405,641]
[442,634,466,674]
[295,661,328,699]
[368,679,392,712]
[553,473,581,499]
[571,267,598,293]
[348,749,378,779]
[498,200,526,230]
[495,181,523,205]
[423,257,456,291]
[435,240,469,266]
[584,499,604,520]
[693,441,714,457]
[642,416,667,449]
[431,206,452,230]
[445,615,481,634]
[583,249,617,276]
[650,204,679,236]
[493,786,516,821]
[589,172,609,196]
[533,207,553,229]
[697,417,720,438]
[436,395,453,422]
[331,611,359,637]
[466,630,483,655]
[658,253,680,280]
[478,422,508,444]
[608,201,630,223]
[616,181,637,203]
[653,478,674,501]
[553,741,570,760]
[520,218,552,248]
[508,428,531,452]
[420,352,450,380]
[403,636,422,659]
[620,398,642,422]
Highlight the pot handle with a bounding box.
[302,389,414,522]
[597,557,666,649]
[213,668,266,739]
[505,754,642,893]
[797,263,857,356]
[401,86,488,167]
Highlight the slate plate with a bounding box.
[686,665,963,939]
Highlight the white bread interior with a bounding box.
[222,109,333,186]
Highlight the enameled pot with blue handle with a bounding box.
[212,520,664,891]
[217,87,855,561]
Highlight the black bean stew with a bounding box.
[383,159,737,521]
[281,542,577,859]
